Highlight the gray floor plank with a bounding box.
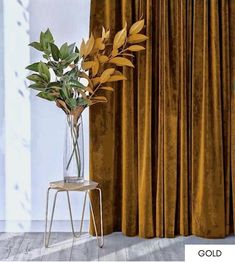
[0,233,25,261]
[13,233,44,261]
[153,237,185,261]
[98,232,127,261]
[40,232,73,261]
[70,233,98,261]
[0,232,234,261]
[125,236,155,261]
[0,234,23,260]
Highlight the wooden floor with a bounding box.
[0,232,234,261]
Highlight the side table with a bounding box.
[44,180,103,248]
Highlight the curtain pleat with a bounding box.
[89,0,235,238]
[230,0,235,234]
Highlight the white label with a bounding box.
[185,245,235,262]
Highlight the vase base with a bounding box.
[64,176,84,183]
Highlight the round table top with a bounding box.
[49,180,98,191]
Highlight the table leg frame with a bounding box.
[44,187,104,248]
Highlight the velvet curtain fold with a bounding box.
[89,0,235,238]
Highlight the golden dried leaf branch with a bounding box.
[83,19,148,105]
[26,19,148,123]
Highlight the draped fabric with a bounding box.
[89,0,235,238]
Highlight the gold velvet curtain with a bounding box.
[89,0,235,238]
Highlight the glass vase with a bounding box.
[63,114,84,183]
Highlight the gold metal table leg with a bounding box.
[66,190,87,238]
[88,188,104,248]
[44,187,104,248]
[44,188,62,247]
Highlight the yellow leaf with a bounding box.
[99,55,109,63]
[92,57,99,77]
[91,96,108,102]
[82,61,95,70]
[101,27,110,40]
[107,75,127,82]
[112,48,118,57]
[79,39,86,57]
[85,86,94,94]
[84,33,95,56]
[100,86,114,91]
[129,19,145,35]
[114,70,122,75]
[94,38,105,50]
[102,26,106,39]
[121,53,134,57]
[113,27,127,49]
[109,57,134,67]
[127,45,145,51]
[100,68,115,83]
[104,30,110,39]
[127,34,148,44]
[92,77,100,86]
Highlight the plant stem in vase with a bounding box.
[64,114,84,183]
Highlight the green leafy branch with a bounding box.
[26,20,147,124]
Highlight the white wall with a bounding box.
[3,0,31,231]
[0,0,5,221]
[0,0,91,231]
[30,0,91,222]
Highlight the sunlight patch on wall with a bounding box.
[3,0,31,230]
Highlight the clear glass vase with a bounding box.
[63,114,84,183]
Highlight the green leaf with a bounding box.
[61,86,69,99]
[38,62,50,82]
[63,53,79,65]
[40,29,54,51]
[26,62,40,72]
[40,32,46,49]
[27,74,45,82]
[43,54,50,60]
[65,98,77,109]
[29,42,43,51]
[37,92,56,101]
[68,79,85,89]
[59,89,67,100]
[68,43,75,54]
[28,83,45,91]
[60,43,69,59]
[78,97,89,106]
[65,67,77,78]
[53,67,63,77]
[49,61,63,76]
[47,81,62,88]
[40,32,45,44]
[46,82,62,92]
[47,61,57,69]
[74,46,80,64]
[50,43,60,61]
[44,28,54,43]
[42,73,50,82]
